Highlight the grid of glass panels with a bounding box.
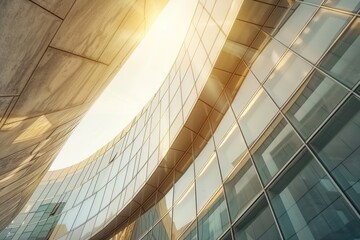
[111,0,360,239]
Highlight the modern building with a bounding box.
[1,0,360,239]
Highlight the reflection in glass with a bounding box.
[198,191,229,240]
[172,184,196,239]
[292,9,350,63]
[251,116,303,185]
[217,123,247,179]
[268,149,360,239]
[284,70,348,139]
[196,153,222,211]
[325,0,360,12]
[179,220,197,240]
[251,40,287,83]
[320,19,360,88]
[264,52,312,106]
[234,197,281,240]
[310,96,360,211]
[224,155,262,221]
[275,4,317,47]
[239,88,278,145]
[231,72,260,118]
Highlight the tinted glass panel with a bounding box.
[310,95,360,211]
[252,116,303,185]
[234,197,281,240]
[217,123,247,179]
[198,191,229,240]
[264,52,312,106]
[268,149,360,240]
[224,155,262,221]
[320,19,360,88]
[239,88,278,145]
[284,70,348,139]
[292,9,350,63]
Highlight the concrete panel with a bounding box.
[31,0,76,18]
[8,48,106,121]
[0,97,12,122]
[0,0,61,95]
[0,104,88,159]
[50,0,137,61]
[99,1,145,64]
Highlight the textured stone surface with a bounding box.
[51,0,137,61]
[31,0,76,18]
[8,48,106,121]
[0,0,61,95]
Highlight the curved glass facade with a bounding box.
[1,0,360,239]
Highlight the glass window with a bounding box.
[174,164,194,202]
[224,155,262,221]
[195,140,215,175]
[275,4,318,47]
[178,220,197,240]
[231,72,260,118]
[61,204,80,231]
[73,195,94,228]
[319,19,360,88]
[156,188,173,222]
[264,52,312,106]
[196,153,222,211]
[251,116,303,185]
[88,187,105,218]
[198,191,229,240]
[292,9,350,63]
[234,197,281,240]
[152,213,172,240]
[251,40,287,83]
[172,184,196,239]
[310,95,360,211]
[284,70,348,139]
[325,0,360,12]
[239,88,278,146]
[268,149,360,240]
[217,123,247,179]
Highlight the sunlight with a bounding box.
[50,0,198,170]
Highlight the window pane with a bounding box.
[325,0,360,12]
[217,123,247,179]
[251,116,303,185]
[224,155,262,221]
[310,95,360,211]
[198,191,229,240]
[196,153,222,211]
[231,72,260,118]
[284,70,348,139]
[292,9,350,63]
[178,221,197,240]
[320,18,360,88]
[239,88,278,145]
[275,4,317,47]
[173,184,196,239]
[251,40,287,83]
[265,52,312,106]
[268,149,360,240]
[234,197,281,240]
[152,213,172,240]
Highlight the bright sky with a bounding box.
[50,0,198,170]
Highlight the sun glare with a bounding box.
[50,0,198,170]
